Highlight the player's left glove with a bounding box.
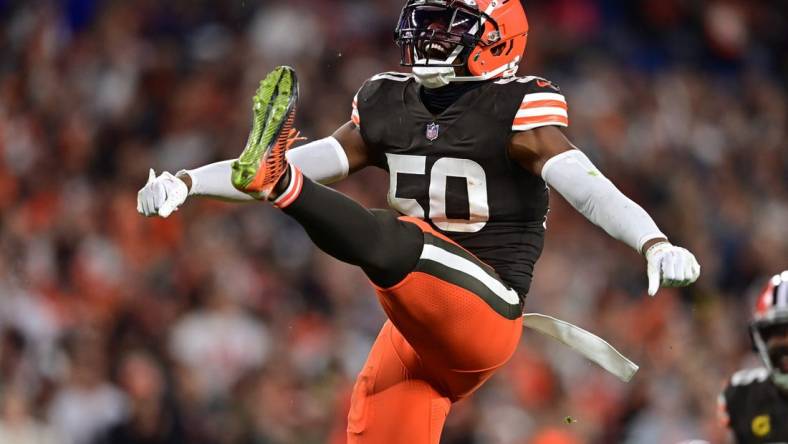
[645,242,700,296]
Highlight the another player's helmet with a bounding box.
[751,270,788,390]
[394,0,529,87]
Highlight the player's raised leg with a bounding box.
[231,66,424,288]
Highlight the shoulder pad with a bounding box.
[730,367,770,387]
[356,72,413,101]
[355,72,412,108]
[352,72,413,131]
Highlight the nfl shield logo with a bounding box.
[426,122,440,141]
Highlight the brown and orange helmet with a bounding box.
[751,270,788,390]
[395,0,529,83]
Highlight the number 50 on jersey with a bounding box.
[387,154,490,233]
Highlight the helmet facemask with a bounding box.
[752,318,788,391]
[395,0,494,88]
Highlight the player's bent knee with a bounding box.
[361,210,423,285]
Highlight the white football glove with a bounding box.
[645,242,701,296]
[137,169,189,218]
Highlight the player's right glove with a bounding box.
[136,169,189,218]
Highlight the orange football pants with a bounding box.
[346,218,523,443]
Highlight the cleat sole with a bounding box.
[232,66,299,192]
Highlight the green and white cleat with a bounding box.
[231,66,300,199]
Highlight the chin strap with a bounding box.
[412,42,465,89]
[413,66,456,88]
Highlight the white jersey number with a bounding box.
[386,154,489,233]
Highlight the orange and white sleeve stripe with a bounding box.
[512,92,569,132]
[351,93,360,126]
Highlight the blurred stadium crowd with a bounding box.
[0,0,786,443]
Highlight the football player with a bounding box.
[138,1,701,442]
[719,271,788,443]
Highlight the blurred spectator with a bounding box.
[47,329,127,444]
[0,328,36,397]
[0,388,57,444]
[169,281,270,401]
[95,351,184,444]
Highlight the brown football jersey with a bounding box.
[352,72,570,297]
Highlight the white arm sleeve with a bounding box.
[285,136,349,184]
[185,160,254,201]
[185,136,350,201]
[541,150,666,252]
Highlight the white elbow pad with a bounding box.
[286,136,349,184]
[542,150,665,252]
